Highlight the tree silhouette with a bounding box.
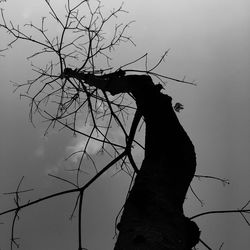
[0,1,249,249]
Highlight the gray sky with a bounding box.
[0,0,250,249]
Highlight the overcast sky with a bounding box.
[0,0,250,249]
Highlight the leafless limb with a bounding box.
[190,199,250,224]
[189,185,205,207]
[199,238,213,250]
[195,174,230,186]
[3,177,34,250]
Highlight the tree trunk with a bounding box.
[114,75,200,249]
[63,69,200,249]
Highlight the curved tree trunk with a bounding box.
[63,69,200,249]
[114,75,200,250]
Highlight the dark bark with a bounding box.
[63,69,200,249]
[113,75,200,250]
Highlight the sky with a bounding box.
[0,0,250,249]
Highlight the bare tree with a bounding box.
[0,1,249,250]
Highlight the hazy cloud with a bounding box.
[66,121,106,163]
[34,145,45,157]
